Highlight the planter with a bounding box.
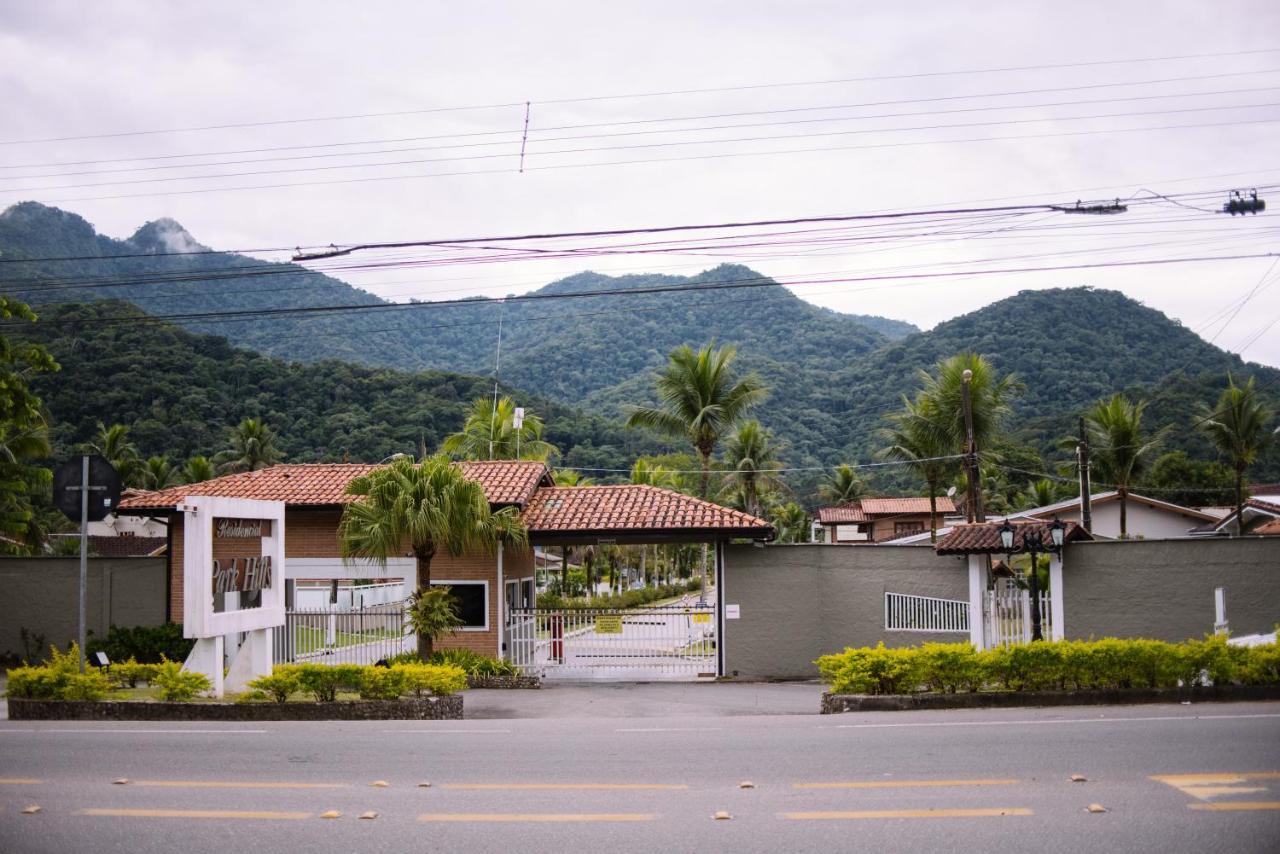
[465,674,540,690]
[8,694,463,721]
[820,684,1280,714]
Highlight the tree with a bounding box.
[771,502,811,543]
[214,418,281,473]
[0,297,59,553]
[140,456,182,491]
[878,395,956,543]
[1198,375,1274,534]
[552,469,594,486]
[629,458,676,489]
[1144,451,1236,508]
[182,455,216,484]
[720,420,783,517]
[89,422,143,488]
[818,464,865,505]
[338,455,527,659]
[1017,478,1063,511]
[1082,394,1164,538]
[626,343,766,499]
[442,396,558,461]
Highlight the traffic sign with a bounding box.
[53,455,121,523]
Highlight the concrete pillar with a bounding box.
[1049,553,1065,641]
[226,628,272,693]
[968,554,988,649]
[184,635,224,698]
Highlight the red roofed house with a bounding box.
[816,496,958,544]
[118,461,772,675]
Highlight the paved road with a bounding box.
[2,700,1278,853]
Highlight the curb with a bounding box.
[820,684,1280,713]
[8,694,464,721]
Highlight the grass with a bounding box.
[290,625,401,656]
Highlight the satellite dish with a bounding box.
[52,455,122,523]
[946,486,957,498]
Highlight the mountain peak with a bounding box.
[128,218,209,254]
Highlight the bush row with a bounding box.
[817,637,1280,696]
[5,644,211,702]
[385,648,517,677]
[87,624,194,664]
[537,578,702,611]
[244,662,466,703]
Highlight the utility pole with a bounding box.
[960,369,984,523]
[1077,416,1093,534]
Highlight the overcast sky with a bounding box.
[3,1,1279,365]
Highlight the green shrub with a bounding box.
[358,667,408,700]
[427,648,517,677]
[4,643,114,701]
[392,663,467,697]
[915,643,985,693]
[247,668,302,703]
[5,665,64,699]
[293,663,364,702]
[152,659,212,701]
[816,643,918,695]
[59,671,113,701]
[1244,643,1280,685]
[109,659,160,688]
[87,624,194,664]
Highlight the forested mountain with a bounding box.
[20,302,652,474]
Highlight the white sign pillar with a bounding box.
[967,554,988,649]
[181,497,286,697]
[1048,553,1065,641]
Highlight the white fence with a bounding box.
[272,601,413,665]
[293,581,405,610]
[983,589,1053,647]
[884,592,970,633]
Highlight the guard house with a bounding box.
[118,461,772,676]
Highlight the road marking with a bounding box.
[36,729,269,734]
[419,813,655,823]
[78,808,311,820]
[615,727,720,733]
[440,783,688,791]
[131,780,349,790]
[0,778,42,785]
[1151,772,1280,801]
[794,778,1019,790]
[832,713,1280,730]
[382,729,512,734]
[785,808,1033,820]
[1188,801,1280,812]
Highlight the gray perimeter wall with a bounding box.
[1063,538,1280,642]
[722,544,970,680]
[0,558,166,662]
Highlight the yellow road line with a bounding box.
[130,780,348,789]
[785,808,1033,820]
[0,778,41,785]
[794,779,1018,790]
[418,813,655,823]
[79,808,311,820]
[440,783,687,791]
[1151,772,1280,785]
[1188,801,1280,812]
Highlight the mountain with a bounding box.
[19,301,652,474]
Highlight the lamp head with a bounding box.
[1049,516,1066,549]
[998,519,1014,551]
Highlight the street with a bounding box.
[2,696,1278,853]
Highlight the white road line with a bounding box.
[615,727,721,733]
[832,713,1280,730]
[31,729,269,734]
[383,729,514,734]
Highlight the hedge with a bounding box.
[243,662,467,704]
[817,637,1280,696]
[537,578,702,611]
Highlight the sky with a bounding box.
[2,0,1279,365]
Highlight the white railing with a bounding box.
[293,581,406,610]
[884,592,970,633]
[507,606,716,681]
[983,589,1053,648]
[272,601,413,666]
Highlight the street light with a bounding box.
[997,517,1064,642]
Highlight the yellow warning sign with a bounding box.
[692,613,712,624]
[595,615,623,634]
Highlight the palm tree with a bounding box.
[140,456,182,491]
[1018,478,1061,511]
[338,455,527,659]
[818,464,865,505]
[1199,375,1274,534]
[182,455,216,484]
[214,418,281,473]
[772,502,811,544]
[1083,394,1164,538]
[89,422,143,488]
[626,343,766,499]
[629,458,676,489]
[878,395,956,543]
[553,469,595,486]
[442,396,558,461]
[720,420,784,517]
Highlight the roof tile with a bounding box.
[935,520,1091,555]
[522,485,772,536]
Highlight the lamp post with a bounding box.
[998,518,1065,642]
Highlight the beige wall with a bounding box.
[0,558,167,663]
[1046,501,1206,540]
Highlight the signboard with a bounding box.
[183,497,286,638]
[53,455,121,522]
[692,612,712,625]
[725,604,741,620]
[595,615,623,634]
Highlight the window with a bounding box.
[432,581,488,631]
[894,521,925,536]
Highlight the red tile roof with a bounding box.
[118,461,552,512]
[1255,518,1280,535]
[817,496,955,523]
[817,504,870,524]
[522,485,773,538]
[935,520,1091,555]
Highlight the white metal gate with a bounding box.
[983,588,1053,647]
[272,601,413,665]
[507,606,717,681]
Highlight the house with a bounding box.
[1005,490,1219,539]
[117,460,772,663]
[1195,494,1280,537]
[816,496,957,544]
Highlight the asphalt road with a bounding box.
[2,700,1278,853]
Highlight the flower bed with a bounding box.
[8,695,462,721]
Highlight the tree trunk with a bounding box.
[1119,487,1128,539]
[698,449,711,500]
[928,481,938,544]
[1235,466,1245,536]
[415,551,435,662]
[561,546,569,596]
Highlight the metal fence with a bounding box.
[507,605,717,681]
[272,601,413,666]
[884,592,970,633]
[983,589,1053,648]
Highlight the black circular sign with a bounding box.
[53,455,122,523]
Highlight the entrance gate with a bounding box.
[507,605,717,681]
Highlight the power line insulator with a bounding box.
[1223,189,1266,215]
